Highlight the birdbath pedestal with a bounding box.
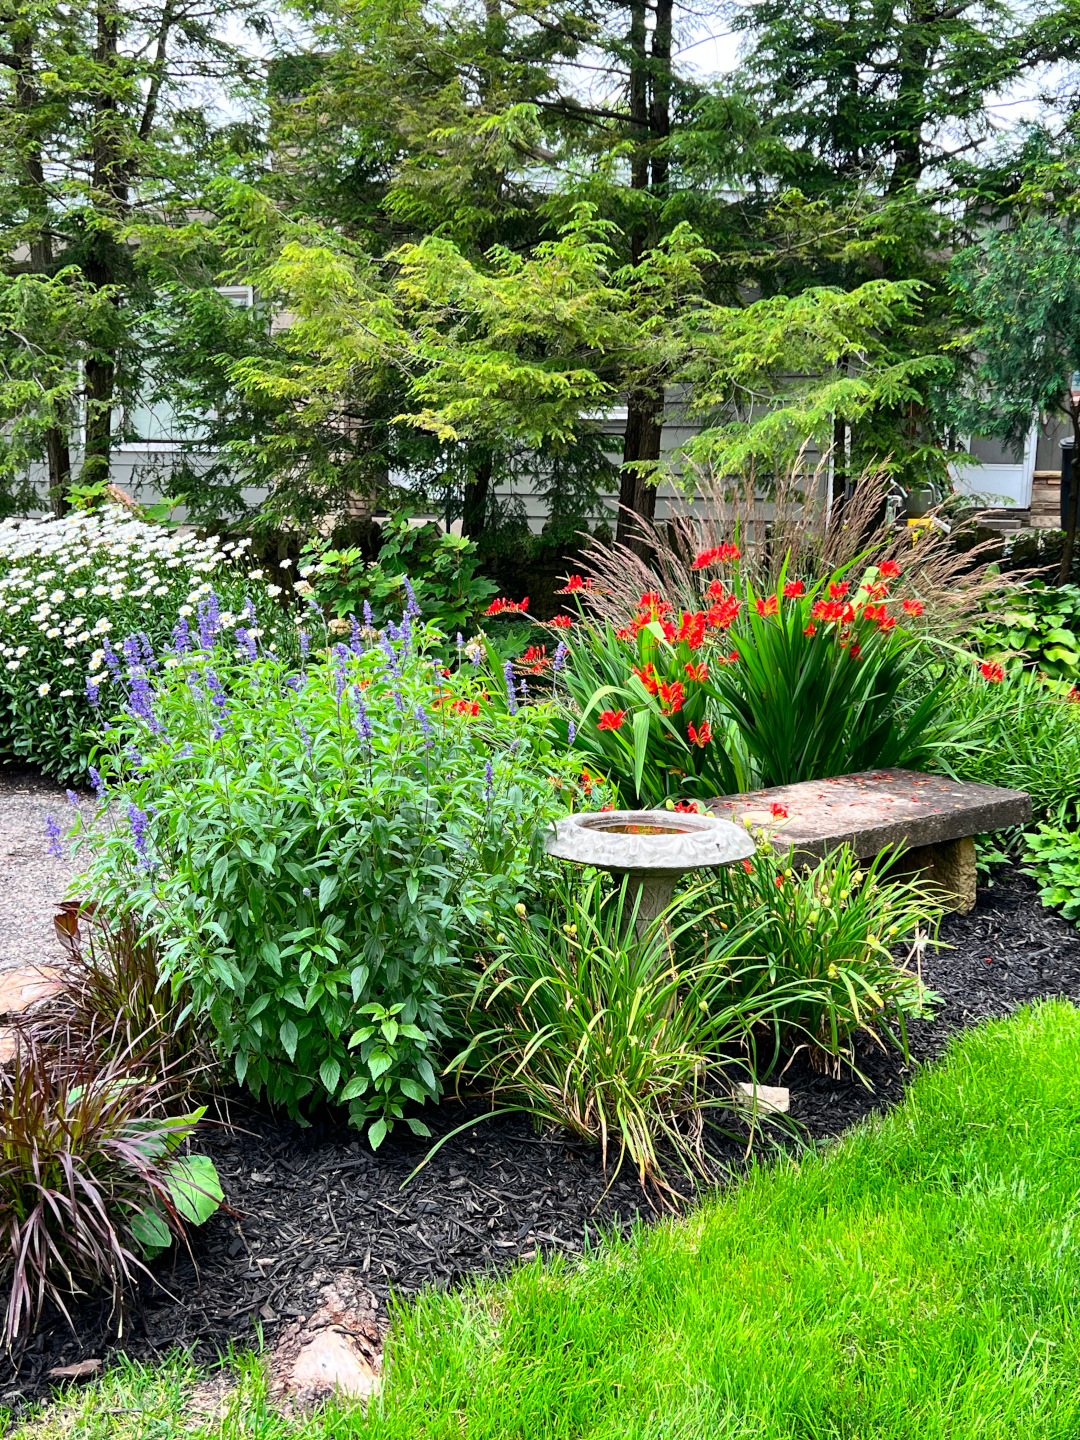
[545,809,756,933]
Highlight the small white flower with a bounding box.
[166,558,182,569]
[153,585,169,597]
[59,689,74,697]
[5,660,18,671]
[298,565,313,579]
[77,631,90,643]
[15,646,28,658]
[163,656,181,670]
[93,618,112,634]
[73,587,87,599]
[178,604,194,617]
[294,580,314,596]
[48,589,65,603]
[219,611,237,628]
[92,585,108,597]
[63,637,78,649]
[60,656,75,666]
[266,584,282,597]
[279,558,292,569]
[37,682,50,696]
[248,569,265,580]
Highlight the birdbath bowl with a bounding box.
[545,809,756,933]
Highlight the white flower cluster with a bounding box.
[0,506,264,691]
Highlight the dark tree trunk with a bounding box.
[617,388,663,558]
[463,451,492,539]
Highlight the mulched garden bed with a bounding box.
[5,863,1079,1406]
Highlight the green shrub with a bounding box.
[973,580,1080,682]
[1022,821,1080,923]
[937,666,1080,823]
[0,504,292,783]
[73,600,588,1146]
[557,554,961,804]
[0,1033,221,1344]
[300,511,497,643]
[708,839,941,1073]
[445,874,789,1194]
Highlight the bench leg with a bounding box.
[905,836,977,914]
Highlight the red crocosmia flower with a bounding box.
[828,581,849,600]
[688,720,712,747]
[741,857,753,874]
[597,708,627,730]
[864,581,890,602]
[677,611,707,648]
[658,680,686,714]
[558,575,585,593]
[774,874,785,889]
[522,645,550,673]
[717,649,738,665]
[803,621,816,637]
[705,579,726,601]
[783,580,805,599]
[812,599,854,624]
[755,595,779,618]
[849,641,862,659]
[691,543,740,569]
[451,698,481,717]
[633,663,660,695]
[548,614,572,629]
[674,799,703,814]
[615,625,633,641]
[684,661,708,683]
[877,615,897,633]
[485,596,529,616]
[661,620,677,643]
[600,802,615,812]
[980,661,1005,683]
[706,596,741,630]
[770,803,788,819]
[639,590,664,609]
[1068,687,1080,703]
[902,598,924,617]
[861,603,885,624]
[580,769,595,794]
[878,560,901,579]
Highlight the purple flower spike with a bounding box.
[103,638,122,679]
[127,667,161,734]
[234,626,258,662]
[503,660,518,716]
[205,669,229,740]
[197,591,221,650]
[300,630,311,659]
[350,616,363,652]
[172,615,191,654]
[484,758,494,805]
[403,577,422,619]
[363,600,374,628]
[86,675,101,709]
[353,690,373,743]
[65,789,78,807]
[567,719,576,746]
[297,720,314,759]
[45,814,62,860]
[553,642,568,674]
[88,766,107,799]
[126,803,155,873]
[415,705,434,748]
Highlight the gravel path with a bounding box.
[0,767,89,970]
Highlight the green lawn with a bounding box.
[11,1000,1080,1440]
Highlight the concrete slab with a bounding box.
[706,769,1031,866]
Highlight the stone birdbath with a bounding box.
[545,809,756,933]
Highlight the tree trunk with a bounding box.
[1059,406,1080,584]
[463,451,492,539]
[617,388,663,558]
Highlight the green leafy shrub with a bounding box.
[1022,822,1080,923]
[938,666,1080,824]
[73,600,587,1146]
[973,580,1080,682]
[709,839,941,1073]
[0,1033,221,1344]
[301,512,497,641]
[0,505,292,783]
[445,874,787,1194]
[557,553,960,804]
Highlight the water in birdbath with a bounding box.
[592,821,694,836]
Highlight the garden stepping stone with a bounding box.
[0,964,64,1016]
[707,768,1032,913]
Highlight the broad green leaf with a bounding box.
[164,1155,224,1226]
[279,1019,299,1060]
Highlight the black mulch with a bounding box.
[6,864,1080,1406]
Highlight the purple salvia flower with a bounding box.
[299,630,311,659]
[403,576,421,619]
[172,615,191,654]
[197,591,221,649]
[178,742,194,760]
[45,814,62,860]
[352,689,373,743]
[456,633,464,664]
[350,616,363,652]
[297,721,314,758]
[332,643,350,701]
[503,660,518,716]
[65,789,78,806]
[88,766,107,799]
[380,635,402,678]
[205,669,229,740]
[122,635,141,670]
[285,674,304,693]
[553,642,568,674]
[363,600,374,627]
[392,689,405,713]
[243,597,257,623]
[103,638,122,679]
[138,632,157,670]
[85,675,101,709]
[519,677,528,704]
[126,803,155,874]
[484,758,494,805]
[567,719,576,746]
[234,626,257,662]
[415,705,433,748]
[385,620,400,645]
[127,669,161,733]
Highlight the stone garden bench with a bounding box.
[706,768,1032,913]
